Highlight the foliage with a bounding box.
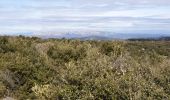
[0,36,170,99]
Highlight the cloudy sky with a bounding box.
[0,0,170,35]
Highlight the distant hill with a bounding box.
[40,32,170,40]
[3,32,170,40]
[159,37,170,41]
[78,35,115,40]
[128,36,170,41]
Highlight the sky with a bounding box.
[0,0,170,35]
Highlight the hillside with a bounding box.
[128,36,170,41]
[0,36,170,99]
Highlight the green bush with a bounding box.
[0,36,169,99]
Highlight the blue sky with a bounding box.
[0,0,170,35]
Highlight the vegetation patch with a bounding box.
[0,36,170,99]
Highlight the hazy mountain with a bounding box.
[128,36,170,41]
[2,32,170,40]
[78,35,115,40]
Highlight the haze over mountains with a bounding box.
[42,32,170,40]
[2,31,170,40]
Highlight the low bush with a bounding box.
[0,36,169,99]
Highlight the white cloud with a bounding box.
[0,0,170,34]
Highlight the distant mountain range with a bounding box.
[1,32,170,40]
[39,32,170,40]
[128,36,170,41]
[78,36,115,40]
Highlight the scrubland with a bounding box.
[0,36,170,100]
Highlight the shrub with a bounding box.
[0,36,170,99]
